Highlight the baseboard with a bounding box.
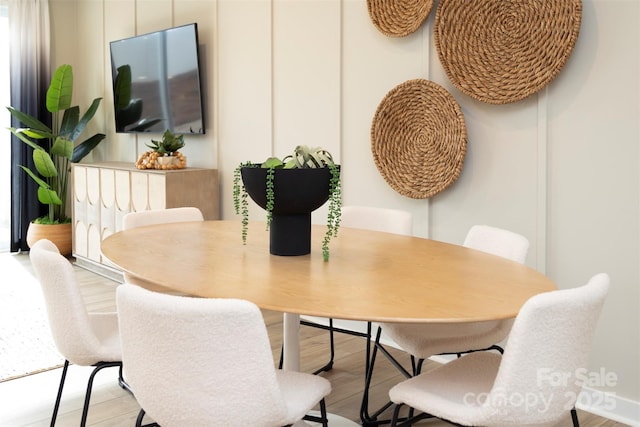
[73,256,124,283]
[577,386,640,426]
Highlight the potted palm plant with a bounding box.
[233,145,341,261]
[7,64,106,255]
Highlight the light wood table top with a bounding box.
[101,220,556,324]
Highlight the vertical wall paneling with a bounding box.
[76,1,105,164]
[133,0,172,160]
[421,17,431,239]
[272,0,340,155]
[103,0,137,162]
[536,88,548,273]
[49,0,75,66]
[341,0,426,235]
[547,1,640,404]
[272,0,341,225]
[172,0,218,169]
[217,0,272,220]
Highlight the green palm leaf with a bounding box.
[46,64,73,113]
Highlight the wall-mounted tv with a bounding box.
[110,23,205,134]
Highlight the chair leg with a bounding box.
[390,404,403,427]
[361,326,419,426]
[360,326,397,426]
[360,326,380,424]
[319,398,329,427]
[571,407,580,427]
[289,318,371,375]
[365,321,372,374]
[136,408,160,427]
[135,409,145,427]
[118,364,133,394]
[79,361,123,427]
[50,359,70,427]
[301,398,329,427]
[311,319,335,375]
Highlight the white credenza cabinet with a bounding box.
[72,162,219,279]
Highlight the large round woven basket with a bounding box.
[434,0,582,104]
[367,0,434,38]
[371,79,467,199]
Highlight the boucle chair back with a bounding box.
[30,239,123,426]
[387,274,610,427]
[341,205,413,236]
[122,206,204,230]
[121,207,204,286]
[117,284,291,427]
[463,224,530,264]
[29,239,119,365]
[486,273,610,425]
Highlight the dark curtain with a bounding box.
[8,0,50,252]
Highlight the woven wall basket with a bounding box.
[367,0,434,37]
[434,0,582,104]
[371,79,467,199]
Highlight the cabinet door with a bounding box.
[86,168,101,262]
[148,174,167,210]
[72,166,88,257]
[114,170,132,232]
[131,171,150,212]
[72,163,218,277]
[100,168,116,238]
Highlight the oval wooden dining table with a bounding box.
[101,219,556,426]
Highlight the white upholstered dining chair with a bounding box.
[117,284,332,427]
[121,207,204,284]
[362,224,530,425]
[122,206,204,230]
[293,205,413,374]
[388,273,610,427]
[29,239,124,427]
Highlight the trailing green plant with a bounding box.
[7,64,106,224]
[233,161,251,243]
[233,145,342,261]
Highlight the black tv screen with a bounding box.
[110,23,205,134]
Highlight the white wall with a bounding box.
[50,0,640,422]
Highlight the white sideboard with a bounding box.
[72,162,219,279]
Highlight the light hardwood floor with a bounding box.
[0,252,628,426]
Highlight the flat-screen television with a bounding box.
[110,23,205,134]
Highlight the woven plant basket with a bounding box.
[367,0,434,37]
[434,0,582,104]
[371,79,467,199]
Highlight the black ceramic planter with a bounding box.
[241,166,339,256]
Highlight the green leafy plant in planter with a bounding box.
[233,145,341,261]
[7,64,106,224]
[136,129,187,170]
